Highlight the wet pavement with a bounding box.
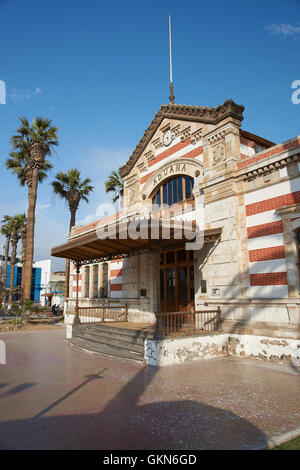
[0,329,299,450]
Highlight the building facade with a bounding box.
[52,99,300,361]
[4,258,51,303]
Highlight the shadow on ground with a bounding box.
[0,365,268,450]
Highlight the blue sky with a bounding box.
[0,0,299,271]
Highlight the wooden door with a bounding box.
[160,248,195,313]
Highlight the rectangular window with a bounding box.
[172,177,178,204]
[153,190,161,207]
[178,267,188,301]
[168,180,172,205]
[178,176,183,202]
[200,279,207,294]
[163,183,167,206]
[185,176,193,199]
[166,268,175,300]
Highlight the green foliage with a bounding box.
[51,168,94,222]
[10,117,59,155]
[6,116,58,186]
[9,299,34,326]
[272,435,300,450]
[105,169,124,204]
[6,150,53,186]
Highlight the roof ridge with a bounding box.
[119,99,244,178]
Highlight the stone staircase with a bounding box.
[69,323,155,363]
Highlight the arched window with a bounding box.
[152,175,194,208]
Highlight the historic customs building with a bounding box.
[52,99,300,366]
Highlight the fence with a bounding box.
[156,307,221,337]
[78,304,128,323]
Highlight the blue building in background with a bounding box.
[6,265,42,302]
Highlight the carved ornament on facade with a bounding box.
[126,178,139,205]
[137,161,147,173]
[152,137,163,150]
[172,124,181,138]
[180,126,191,142]
[212,143,226,164]
[208,129,226,144]
[191,128,203,145]
[144,150,155,162]
[160,122,171,134]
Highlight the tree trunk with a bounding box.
[8,237,18,304]
[23,169,38,300]
[2,236,10,302]
[20,226,27,296]
[3,236,10,290]
[64,209,77,301]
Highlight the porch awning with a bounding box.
[51,218,222,263]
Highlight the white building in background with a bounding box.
[33,259,51,306]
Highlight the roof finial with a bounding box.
[169,13,175,104]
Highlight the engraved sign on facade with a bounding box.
[153,163,187,187]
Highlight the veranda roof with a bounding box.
[51,218,222,264]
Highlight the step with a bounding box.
[81,325,150,345]
[69,336,144,363]
[74,330,145,354]
[82,323,155,340]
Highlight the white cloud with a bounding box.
[265,23,300,37]
[77,202,117,226]
[7,86,43,102]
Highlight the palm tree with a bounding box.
[105,169,124,204]
[0,215,14,301]
[51,169,94,299]
[8,214,26,303]
[7,117,59,300]
[19,214,27,293]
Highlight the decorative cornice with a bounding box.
[242,154,300,181]
[119,99,244,178]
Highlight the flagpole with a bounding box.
[169,13,175,103]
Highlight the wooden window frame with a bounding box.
[152,175,194,208]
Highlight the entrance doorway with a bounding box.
[160,248,195,312]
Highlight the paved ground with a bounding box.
[0,329,299,450]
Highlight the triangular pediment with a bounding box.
[119,99,244,178]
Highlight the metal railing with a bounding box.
[78,304,128,323]
[156,307,221,337]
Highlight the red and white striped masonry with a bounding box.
[240,135,256,160]
[245,178,300,298]
[139,136,203,188]
[71,263,82,294]
[109,258,123,299]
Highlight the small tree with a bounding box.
[8,214,26,304]
[51,169,94,299]
[0,215,14,300]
